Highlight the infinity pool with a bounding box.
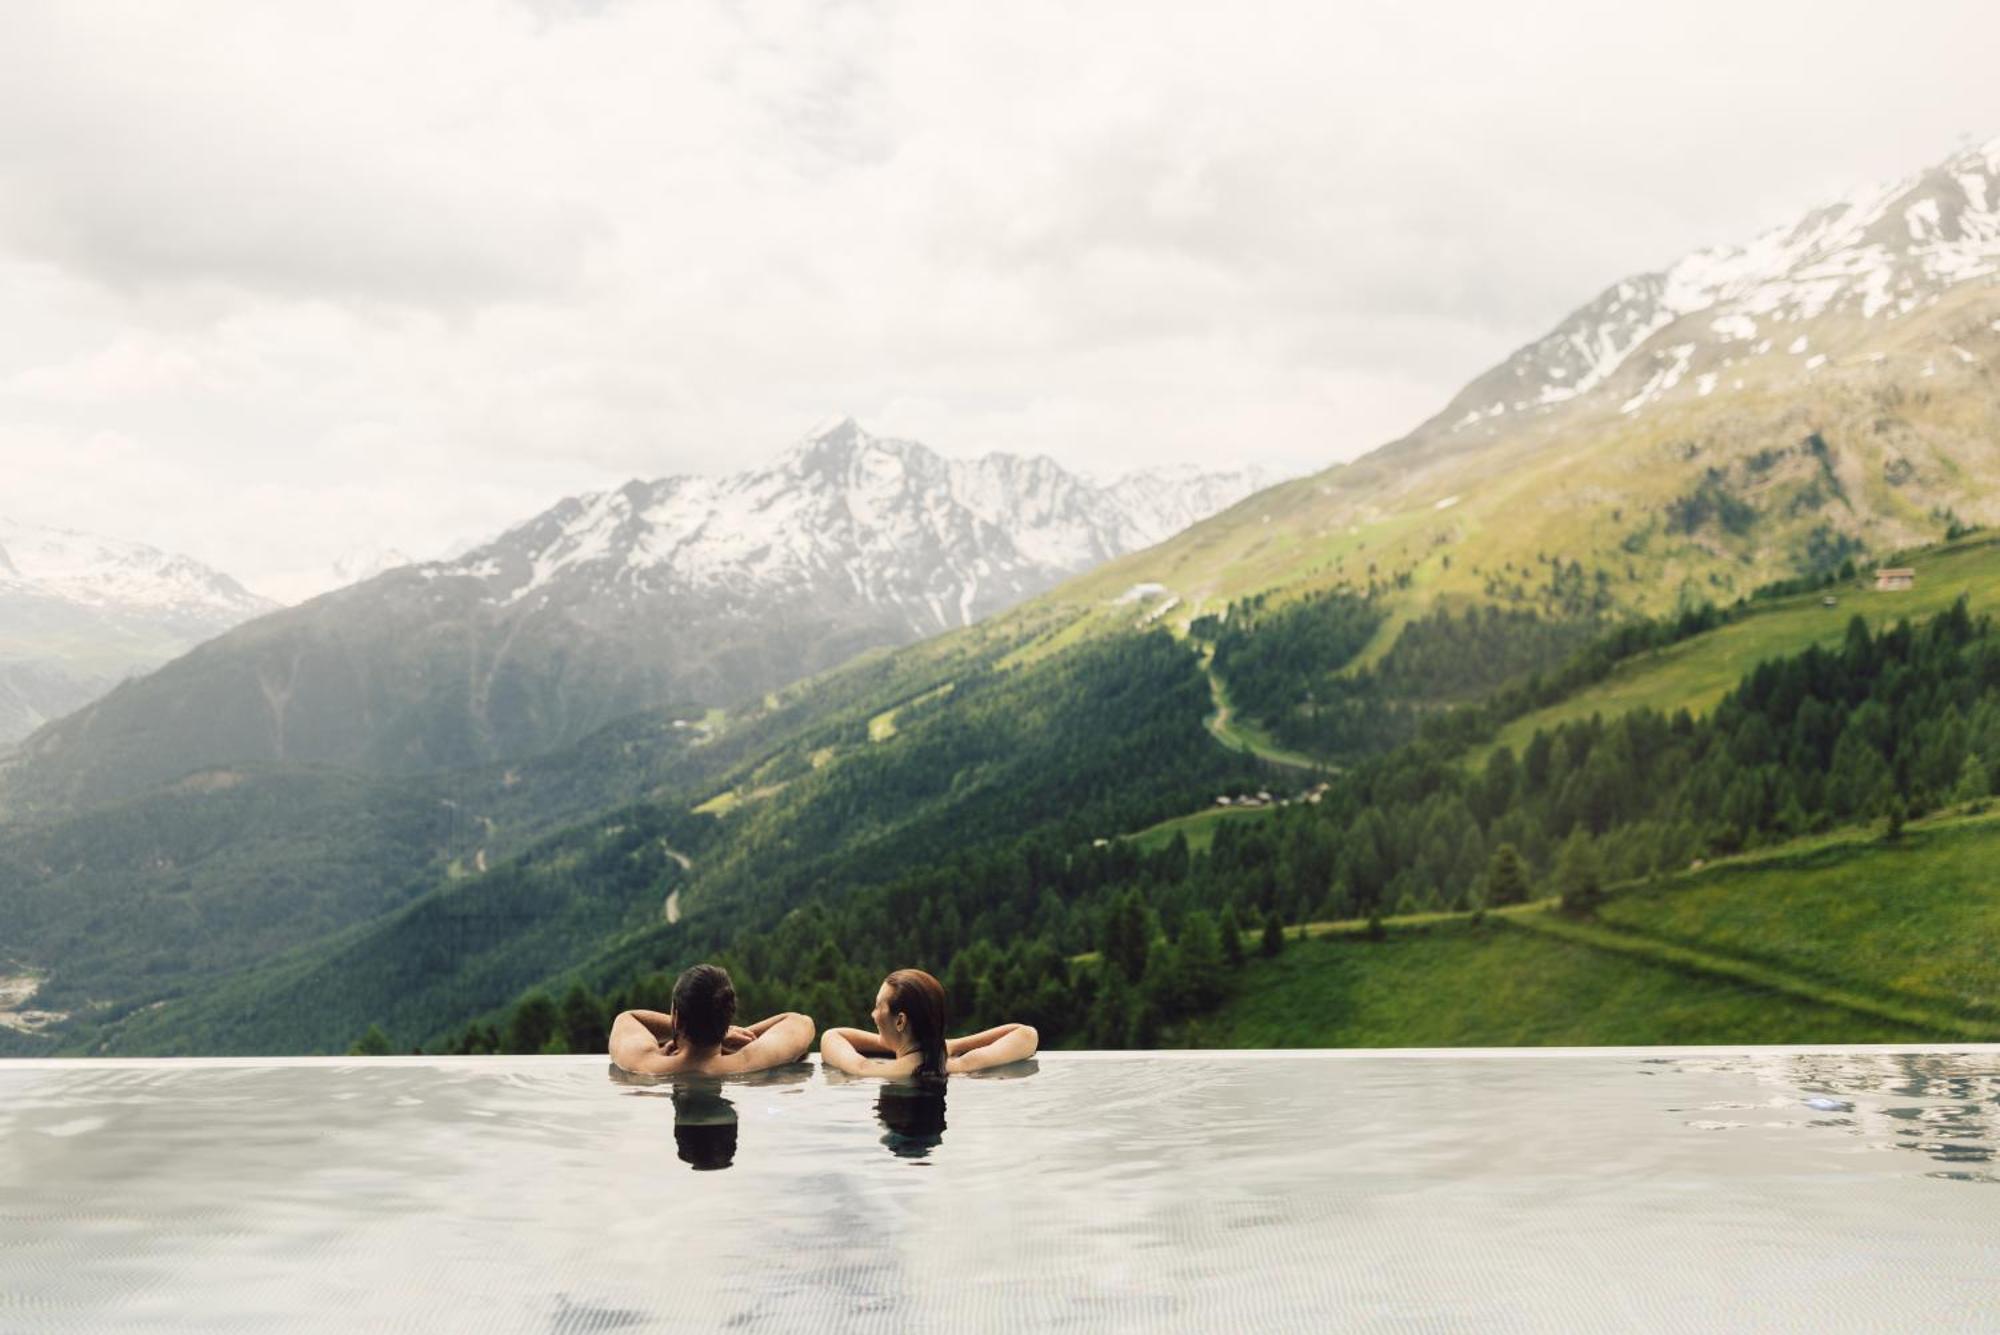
[3,1048,1997,1331]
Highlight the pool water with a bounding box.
[2,1048,1997,1331]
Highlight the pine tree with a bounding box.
[504,990,558,1054]
[1554,831,1605,915]
[1261,912,1286,958]
[1090,969,1133,1049]
[1218,905,1247,968]
[348,1024,392,1057]
[559,982,607,1056]
[1954,753,1991,806]
[1177,910,1227,1010]
[1484,843,1531,906]
[1104,889,1151,984]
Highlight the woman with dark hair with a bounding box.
[819,968,1039,1077]
[609,962,815,1076]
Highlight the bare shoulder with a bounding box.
[608,1019,685,1076]
[611,1047,688,1077]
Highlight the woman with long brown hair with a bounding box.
[819,968,1039,1077]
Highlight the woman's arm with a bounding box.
[744,1012,811,1040]
[946,1024,1029,1057]
[718,1015,774,1052]
[826,1026,897,1057]
[609,1011,682,1074]
[947,1023,1039,1073]
[729,1012,816,1073]
[819,1027,914,1077]
[622,1009,677,1042]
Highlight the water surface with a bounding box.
[2,1048,1997,1331]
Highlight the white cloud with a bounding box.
[2,0,1998,599]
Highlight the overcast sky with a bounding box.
[3,1,1997,600]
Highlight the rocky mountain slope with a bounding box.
[0,423,1265,809]
[448,419,1262,637]
[0,519,274,743]
[1419,136,2000,444]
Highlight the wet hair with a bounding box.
[883,968,949,1079]
[670,963,737,1048]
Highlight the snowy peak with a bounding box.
[426,422,1274,634]
[1433,134,2000,434]
[326,545,418,589]
[1655,135,2000,322]
[0,518,277,743]
[1107,463,1274,549]
[0,517,273,636]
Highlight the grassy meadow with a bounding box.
[1175,917,1937,1048]
[1179,809,2000,1049]
[1487,535,2000,756]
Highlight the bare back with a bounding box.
[609,1010,815,1077]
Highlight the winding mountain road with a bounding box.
[1200,650,1333,775]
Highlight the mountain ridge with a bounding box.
[1406,135,2000,452]
[1037,134,2000,657]
[0,423,1268,809]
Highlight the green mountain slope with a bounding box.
[0,603,1061,1031]
[76,627,1256,1053]
[1038,286,2000,657]
[89,568,1999,1057]
[1486,532,2000,755]
[1182,810,2000,1048]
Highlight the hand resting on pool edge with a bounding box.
[609,962,815,1077]
[819,967,1039,1078]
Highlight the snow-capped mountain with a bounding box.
[1106,463,1272,549]
[426,418,1267,637]
[4,422,1271,807]
[0,519,274,743]
[0,518,271,637]
[1425,135,2000,437]
[324,544,419,592]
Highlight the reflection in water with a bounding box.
[875,1081,948,1160]
[671,1084,739,1171]
[605,1062,811,1172]
[1677,1051,2000,1182]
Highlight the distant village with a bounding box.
[1215,781,1330,810]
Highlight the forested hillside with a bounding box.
[76,629,1256,1053]
[419,587,2000,1057]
